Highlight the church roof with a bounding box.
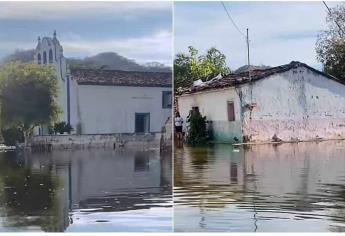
[71,69,171,87]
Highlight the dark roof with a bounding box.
[71,68,171,87]
[177,61,343,95]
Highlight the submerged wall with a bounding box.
[160,117,172,152]
[177,88,243,143]
[241,66,345,142]
[29,133,161,150]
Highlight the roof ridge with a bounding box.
[178,61,343,95]
[71,68,170,74]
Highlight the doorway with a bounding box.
[135,113,150,133]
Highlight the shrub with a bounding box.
[54,122,73,134]
[2,127,24,146]
[185,110,208,146]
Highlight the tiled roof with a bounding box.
[71,69,172,87]
[177,61,342,95]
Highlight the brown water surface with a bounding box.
[174,142,345,232]
[0,149,172,232]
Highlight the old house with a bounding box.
[177,61,345,143]
[34,32,172,135]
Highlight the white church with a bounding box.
[33,31,172,135]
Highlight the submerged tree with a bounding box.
[174,46,231,89]
[0,62,61,144]
[185,110,208,146]
[316,3,345,81]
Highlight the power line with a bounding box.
[220,2,246,38]
[322,1,332,13]
[220,1,252,84]
[322,1,345,36]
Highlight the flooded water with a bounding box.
[174,142,345,232]
[0,148,172,232]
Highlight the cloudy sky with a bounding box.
[174,1,339,70]
[0,1,172,65]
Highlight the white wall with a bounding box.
[177,65,345,142]
[178,88,241,121]
[71,84,171,134]
[177,88,243,142]
[241,66,345,141]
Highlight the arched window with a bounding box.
[37,53,41,64]
[49,49,53,63]
[43,51,47,64]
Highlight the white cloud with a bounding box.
[0,1,171,20]
[63,30,172,65]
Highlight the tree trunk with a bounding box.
[23,127,33,147]
[23,130,29,147]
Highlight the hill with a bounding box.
[234,64,271,74]
[1,50,171,73]
[1,49,35,63]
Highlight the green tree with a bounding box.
[174,46,230,89]
[316,3,345,81]
[0,62,61,144]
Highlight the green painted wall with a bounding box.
[208,120,243,143]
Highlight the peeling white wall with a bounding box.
[241,66,345,141]
[177,66,345,143]
[70,84,171,134]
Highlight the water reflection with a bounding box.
[0,149,172,232]
[174,142,345,232]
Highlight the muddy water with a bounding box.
[0,149,172,232]
[174,142,345,232]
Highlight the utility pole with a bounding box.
[247,28,253,109]
[246,28,251,81]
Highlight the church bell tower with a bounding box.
[34,31,69,130]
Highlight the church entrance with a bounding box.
[135,113,150,133]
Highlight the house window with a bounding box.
[134,152,150,172]
[135,113,150,133]
[37,53,41,64]
[162,91,172,109]
[227,101,235,121]
[49,49,53,63]
[43,51,47,64]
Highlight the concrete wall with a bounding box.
[29,133,161,150]
[70,84,171,134]
[177,88,242,142]
[241,66,345,142]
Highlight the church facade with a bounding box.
[34,32,172,135]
